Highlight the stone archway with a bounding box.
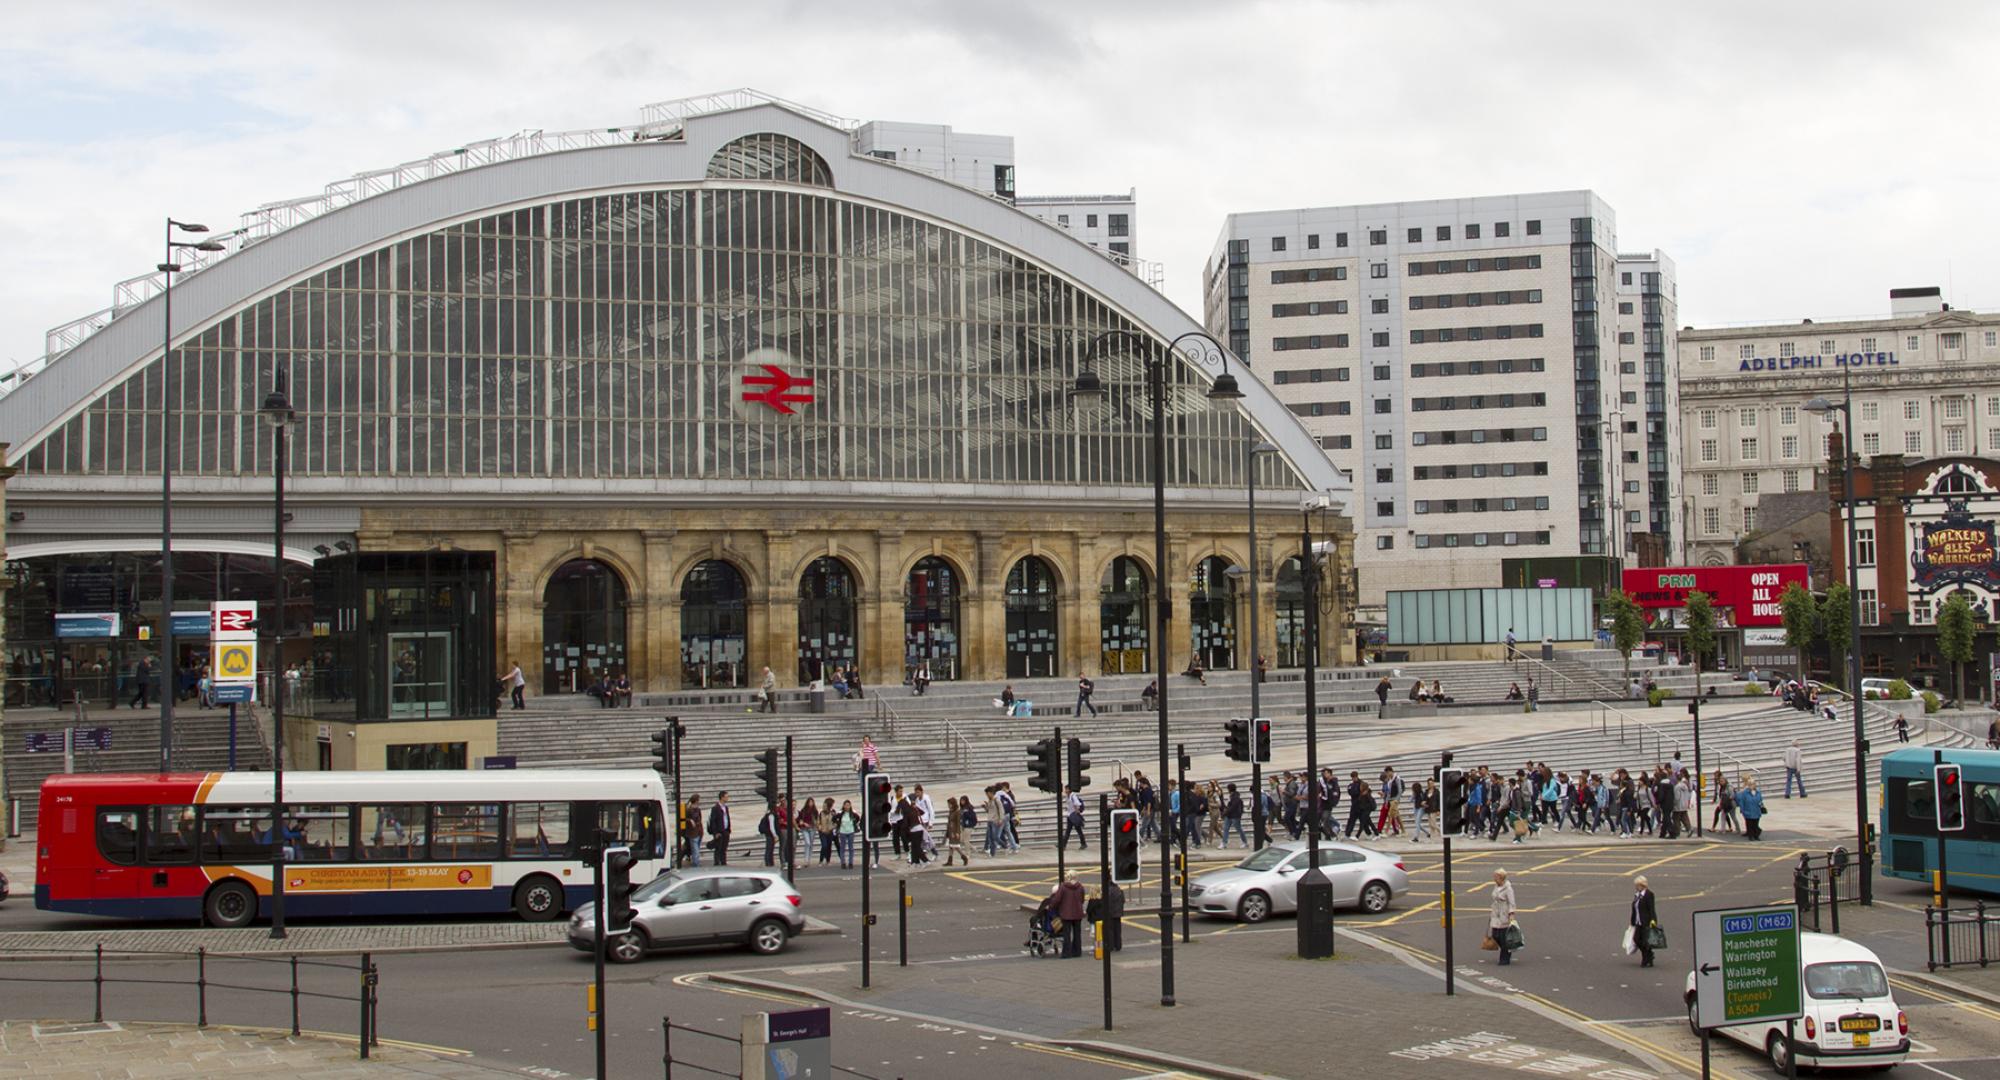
[681,559,749,688]
[798,556,860,684]
[541,558,629,694]
[905,555,964,682]
[1099,555,1151,674]
[1189,554,1240,670]
[1005,556,1061,679]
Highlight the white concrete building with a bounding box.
[1204,191,1678,609]
[1677,287,2000,565]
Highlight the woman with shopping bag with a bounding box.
[1487,869,1521,966]
[1631,875,1663,967]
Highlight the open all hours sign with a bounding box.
[1693,904,1802,1030]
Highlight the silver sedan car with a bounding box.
[1188,840,1409,922]
[568,867,804,962]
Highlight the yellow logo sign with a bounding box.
[216,643,256,679]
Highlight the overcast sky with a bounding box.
[5,0,1997,374]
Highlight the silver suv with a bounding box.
[568,867,804,962]
[1188,840,1409,922]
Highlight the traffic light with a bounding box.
[650,728,673,774]
[1067,737,1092,790]
[864,773,894,840]
[602,845,638,935]
[755,747,781,805]
[1253,718,1273,764]
[1935,764,1966,832]
[1224,718,1249,762]
[1027,738,1060,793]
[1111,809,1141,884]
[1440,768,1466,834]
[1172,850,1187,887]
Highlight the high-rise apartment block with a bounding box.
[1206,191,1678,609]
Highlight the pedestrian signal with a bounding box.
[1111,809,1141,884]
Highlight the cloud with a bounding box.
[2,0,1997,372]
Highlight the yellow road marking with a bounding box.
[1622,843,1724,875]
[1014,1040,1167,1072]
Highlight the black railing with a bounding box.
[1926,901,1998,971]
[0,944,379,1059]
[1794,847,1872,932]
[663,1014,741,1079]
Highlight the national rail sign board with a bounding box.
[1692,904,1802,1030]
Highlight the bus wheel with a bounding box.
[204,881,257,929]
[514,875,565,921]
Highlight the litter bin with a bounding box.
[1540,641,1555,662]
[809,689,827,714]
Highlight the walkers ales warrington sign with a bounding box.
[1912,505,2000,592]
[1620,564,1810,627]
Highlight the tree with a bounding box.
[1820,583,1853,689]
[1779,582,1819,678]
[1683,591,1716,698]
[1938,592,1977,706]
[1603,590,1646,690]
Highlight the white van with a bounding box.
[1684,932,1908,1072]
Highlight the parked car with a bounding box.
[1684,932,1909,1072]
[0,867,10,905]
[1188,840,1408,923]
[568,867,803,962]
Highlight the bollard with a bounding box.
[898,879,909,967]
[1809,876,1822,933]
[358,952,373,1060]
[93,943,103,1023]
[1827,861,1840,936]
[290,955,301,1036]
[197,948,207,1027]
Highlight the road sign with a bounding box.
[211,601,257,640]
[1692,904,1803,1030]
[23,732,61,753]
[72,726,112,751]
[215,642,257,681]
[757,1006,832,1080]
[211,682,255,704]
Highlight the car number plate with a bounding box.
[1838,1015,1880,1033]
[1852,1032,1870,1048]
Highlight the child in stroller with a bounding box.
[1025,894,1064,957]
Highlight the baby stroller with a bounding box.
[1025,895,1063,958]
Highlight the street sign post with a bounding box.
[1693,904,1803,1078]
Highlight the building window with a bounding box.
[1700,439,1718,463]
[1740,437,1758,461]
[1306,233,1319,249]
[1904,430,1922,453]
[1495,221,1511,238]
[1903,399,1921,420]
[1779,405,1797,425]
[1779,341,1794,358]
[1371,298,1389,314]
[1742,507,1757,532]
[1408,227,1422,243]
[1740,344,1755,360]
[1466,224,1480,239]
[1860,401,1880,422]
[1781,435,1799,459]
[1741,472,1759,495]
[1376,501,1395,516]
[1861,336,1877,352]
[1525,219,1541,235]
[1372,332,1390,347]
[1698,409,1716,429]
[1702,507,1721,535]
[1375,467,1393,483]
[1862,432,1881,455]
[1057,214,1070,226]
[1821,339,1835,355]
[1989,428,2000,452]
[1701,474,1719,496]
[1855,527,1875,567]
[1369,229,1387,245]
[1906,335,1919,351]
[1376,536,1394,550]
[1108,214,1128,236]
[1860,589,1879,626]
[1698,345,1715,363]
[1374,399,1392,414]
[1944,397,1967,420]
[1911,597,1933,625]
[1782,469,1801,492]
[1336,232,1349,248]
[1946,427,1966,453]
[1374,434,1393,449]
[1271,236,1286,251]
[1436,225,1451,241]
[1619,331,1636,344]
[1370,262,1388,279]
[1737,407,1757,428]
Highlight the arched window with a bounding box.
[707,133,833,186]
[905,557,962,682]
[1189,555,1240,670]
[681,560,748,688]
[542,559,628,695]
[798,557,858,684]
[1005,557,1060,679]
[1099,556,1151,674]
[1274,557,1307,668]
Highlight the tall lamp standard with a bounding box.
[1225,439,1280,848]
[1072,328,1245,1008]
[158,219,227,771]
[259,371,298,938]
[1803,364,1870,899]
[1295,494,1338,959]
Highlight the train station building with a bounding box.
[0,92,1351,740]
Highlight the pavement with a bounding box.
[0,1019,503,1078]
[0,916,839,959]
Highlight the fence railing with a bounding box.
[0,944,379,1059]
[1590,701,1757,778]
[1926,901,1998,970]
[1795,846,1875,926]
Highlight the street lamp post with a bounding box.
[1804,364,1870,900]
[1296,495,1336,959]
[1227,440,1280,848]
[157,219,226,772]
[1073,328,1245,1008]
[260,371,298,938]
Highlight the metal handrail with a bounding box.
[1590,700,1756,778]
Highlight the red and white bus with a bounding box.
[36,769,669,928]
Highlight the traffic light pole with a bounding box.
[1177,743,1190,943]
[1098,792,1113,1032]
[592,854,607,1080]
[1054,724,1065,882]
[784,735,796,881]
[1690,698,1704,838]
[862,784,872,989]
[1935,750,1951,959]
[1443,832,1455,995]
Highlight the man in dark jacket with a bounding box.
[1631,875,1660,967]
[707,792,732,865]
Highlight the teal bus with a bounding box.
[1879,746,2000,897]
